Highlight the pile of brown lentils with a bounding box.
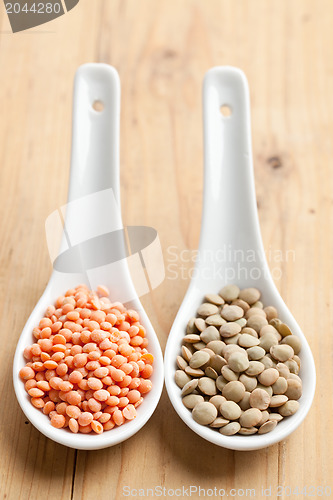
[175,285,302,436]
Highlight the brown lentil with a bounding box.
[175,285,302,436]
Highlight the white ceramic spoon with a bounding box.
[13,63,164,450]
[164,66,316,451]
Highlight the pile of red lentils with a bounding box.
[19,284,154,434]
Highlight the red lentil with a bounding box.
[19,285,153,434]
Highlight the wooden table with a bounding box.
[0,1,332,498]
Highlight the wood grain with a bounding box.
[0,1,332,499]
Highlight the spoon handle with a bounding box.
[200,66,266,265]
[53,64,127,284]
[68,63,121,205]
[57,64,124,253]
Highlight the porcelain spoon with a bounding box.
[164,66,315,451]
[13,63,164,450]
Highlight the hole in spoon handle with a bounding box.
[220,104,232,117]
[201,66,265,256]
[92,100,105,112]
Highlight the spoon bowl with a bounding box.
[13,64,164,450]
[164,66,315,451]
